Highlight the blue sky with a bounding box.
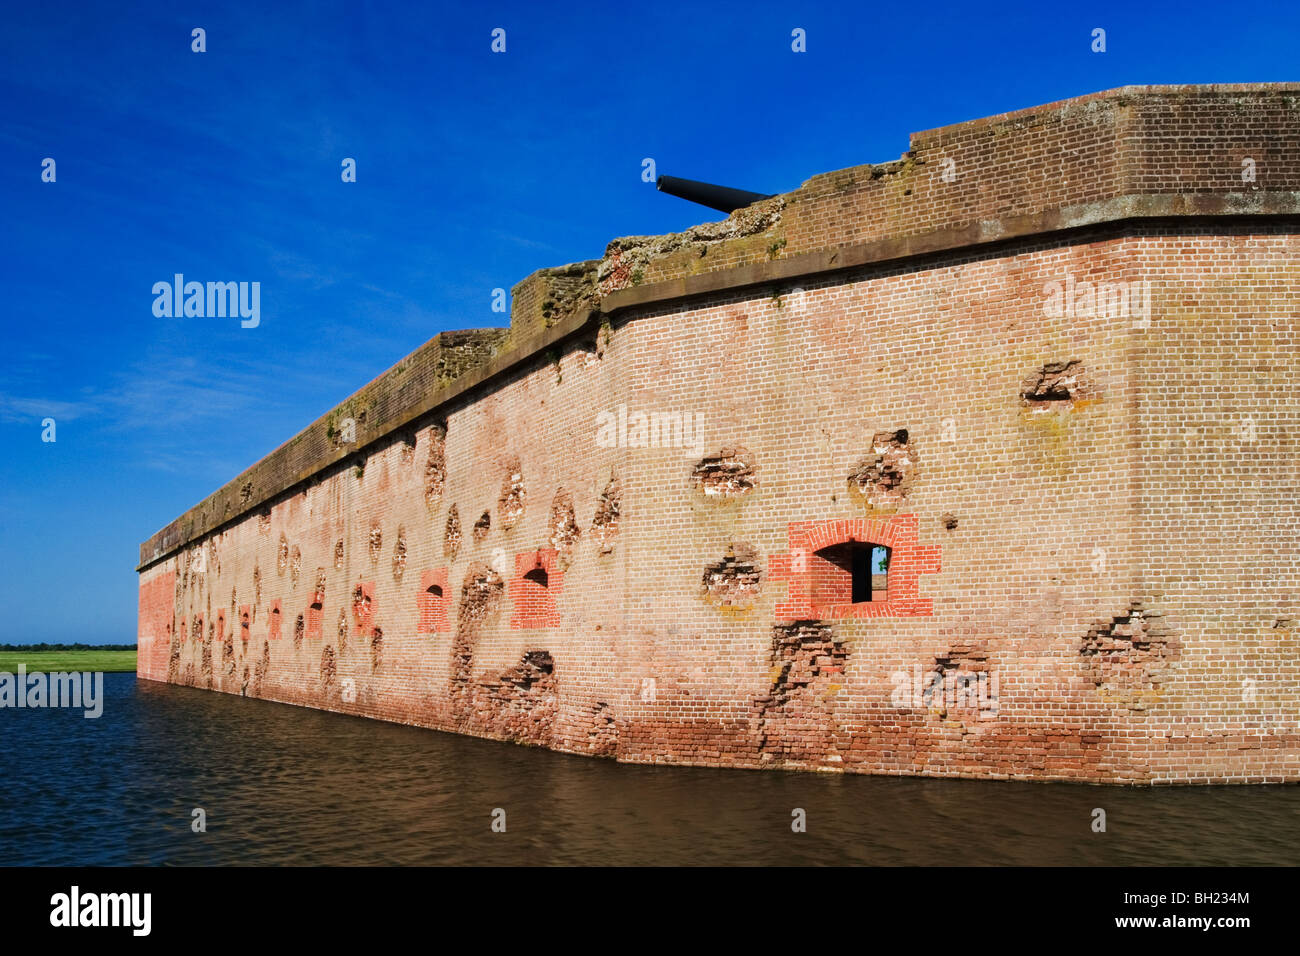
[2,0,1297,643]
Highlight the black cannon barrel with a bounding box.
[656,175,774,214]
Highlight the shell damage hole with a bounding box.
[498,458,525,530]
[691,447,756,497]
[258,508,272,534]
[585,701,618,757]
[277,534,289,575]
[468,650,558,746]
[321,645,336,686]
[370,626,383,670]
[549,490,580,563]
[294,614,305,650]
[399,430,417,464]
[200,638,213,687]
[473,510,491,542]
[334,539,344,569]
[1080,605,1180,711]
[337,608,349,654]
[252,640,270,694]
[458,565,504,633]
[424,424,447,508]
[1022,360,1094,410]
[592,475,621,554]
[392,527,407,582]
[701,544,763,609]
[289,546,302,587]
[450,564,506,710]
[848,430,914,508]
[222,628,236,677]
[754,621,847,762]
[368,525,382,564]
[444,505,462,558]
[351,583,375,637]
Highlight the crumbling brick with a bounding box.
[498,458,525,530]
[1022,360,1095,410]
[549,490,580,565]
[754,622,847,765]
[1081,605,1181,711]
[467,650,558,745]
[392,526,407,583]
[691,447,756,497]
[424,424,446,509]
[847,430,914,509]
[592,475,621,554]
[701,544,763,610]
[444,505,462,558]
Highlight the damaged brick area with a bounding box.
[754,622,847,764]
[1080,605,1181,711]
[584,700,618,757]
[701,544,763,610]
[424,424,446,509]
[691,447,756,497]
[252,640,270,696]
[498,458,526,530]
[848,429,915,509]
[450,563,505,713]
[466,650,558,746]
[596,196,786,295]
[592,475,621,554]
[444,505,462,557]
[549,490,580,565]
[392,526,408,583]
[472,511,491,542]
[1022,360,1096,410]
[321,645,336,687]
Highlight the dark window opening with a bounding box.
[426,584,444,598]
[524,567,549,588]
[811,541,891,606]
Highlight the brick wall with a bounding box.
[137,85,1300,783]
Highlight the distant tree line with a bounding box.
[0,643,136,651]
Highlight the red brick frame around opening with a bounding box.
[770,514,940,621]
[417,568,451,633]
[509,548,562,629]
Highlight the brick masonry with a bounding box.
[137,85,1300,783]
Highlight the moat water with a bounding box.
[2,673,1298,865]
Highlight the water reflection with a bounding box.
[1,674,1296,865]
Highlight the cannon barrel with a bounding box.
[655,175,774,214]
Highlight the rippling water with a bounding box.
[2,673,1298,865]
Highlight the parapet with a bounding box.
[139,83,1300,569]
